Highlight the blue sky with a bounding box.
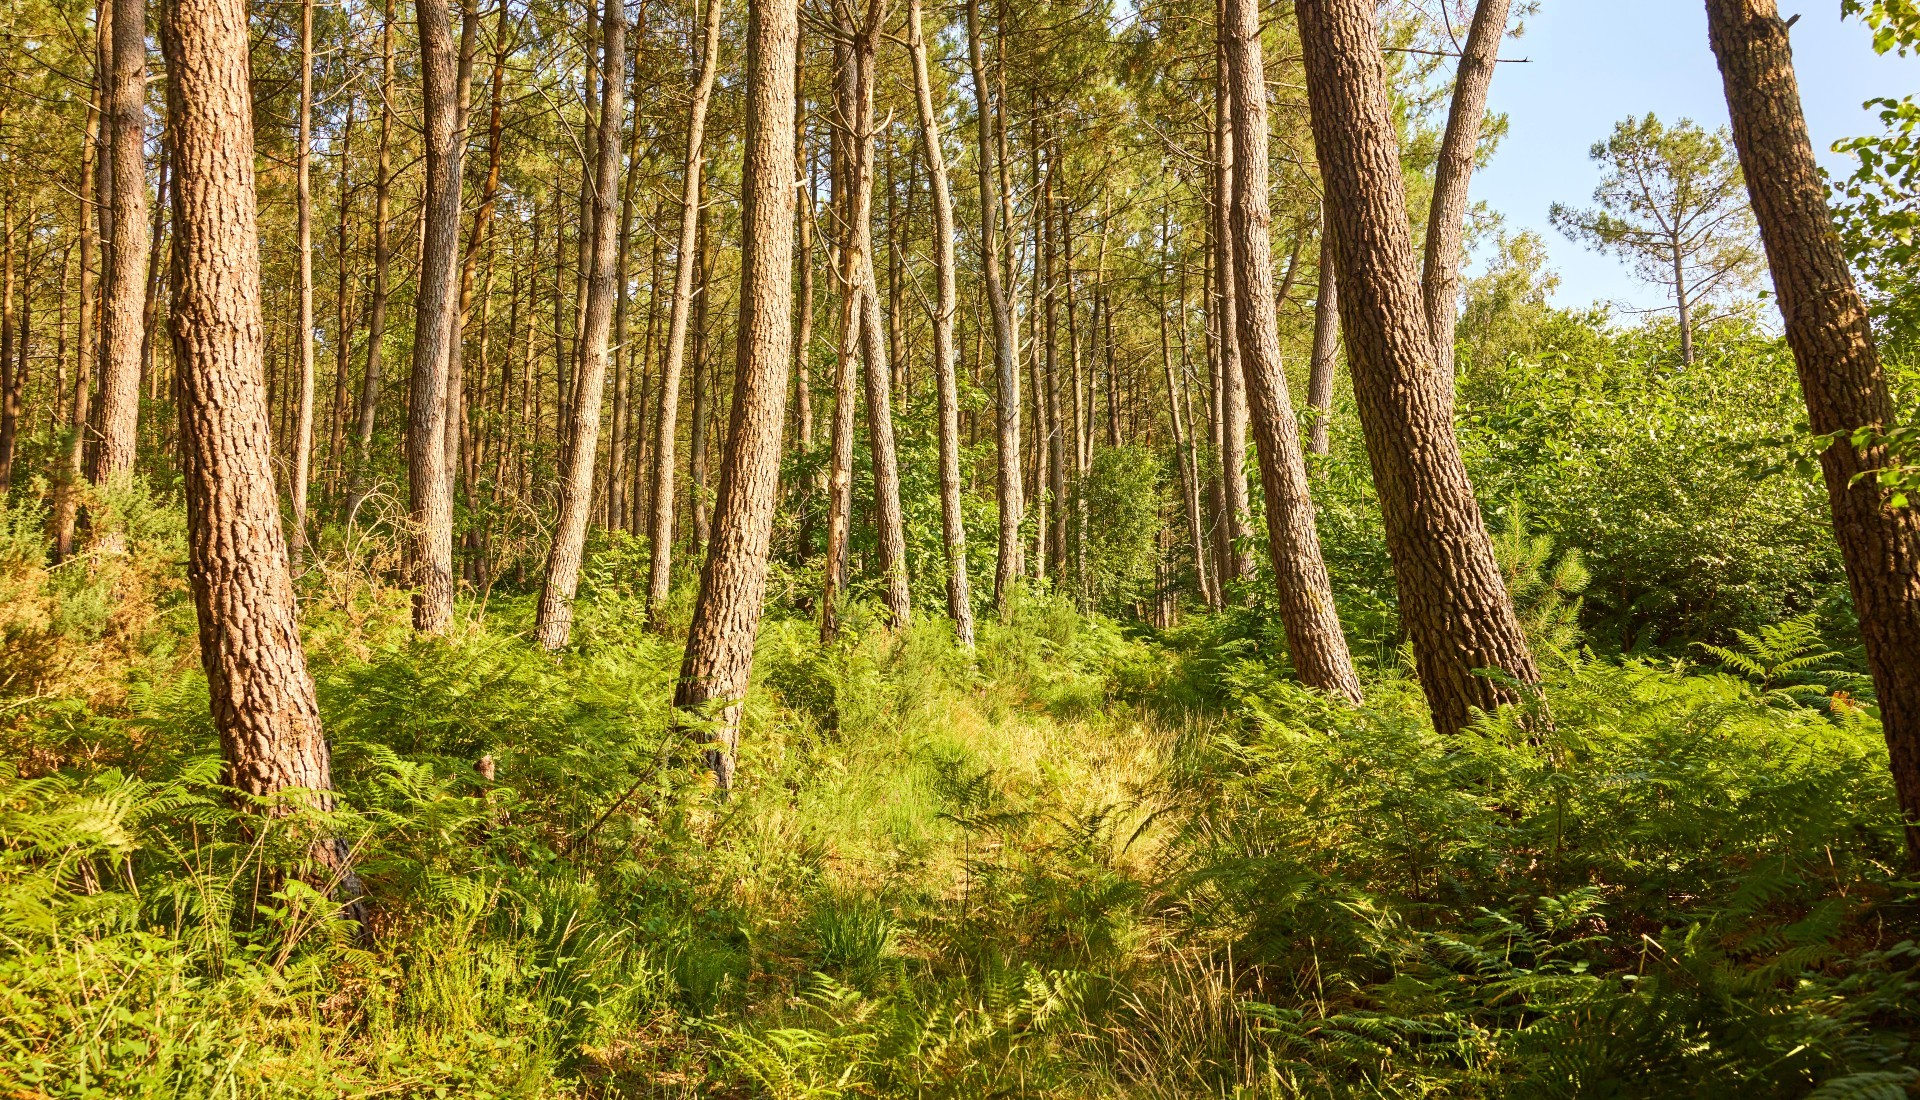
[1472,1,1919,313]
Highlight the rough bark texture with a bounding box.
[1295,0,1539,736]
[1307,210,1339,458]
[162,0,360,898]
[96,0,148,506]
[645,0,722,626]
[1421,0,1509,379]
[408,0,463,634]
[1224,0,1361,702]
[535,0,623,650]
[967,0,1024,612]
[909,0,976,649]
[1706,0,1920,859]
[675,0,798,790]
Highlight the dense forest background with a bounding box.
[3,0,1920,1095]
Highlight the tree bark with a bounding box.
[409,0,463,633]
[1307,209,1338,458]
[645,0,723,627]
[0,190,14,492]
[326,99,355,501]
[909,0,975,649]
[96,0,148,534]
[1225,0,1361,702]
[1295,0,1539,735]
[54,40,102,561]
[675,0,798,790]
[1421,0,1510,379]
[820,36,860,644]
[1212,11,1253,592]
[162,0,361,902]
[345,0,397,524]
[535,0,623,650]
[1706,0,1920,860]
[966,0,1024,612]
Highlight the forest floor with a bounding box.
[3,519,1920,1097]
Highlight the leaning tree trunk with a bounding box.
[675,0,799,791]
[1706,0,1920,861]
[1224,0,1361,701]
[534,0,623,651]
[645,0,723,628]
[966,0,1024,612]
[908,0,975,649]
[408,0,463,634]
[1421,0,1510,379]
[162,0,362,902]
[843,12,909,630]
[95,0,149,550]
[1295,0,1539,736]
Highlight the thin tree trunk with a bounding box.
[96,0,148,538]
[1674,246,1696,367]
[408,0,463,633]
[162,0,362,904]
[54,40,102,561]
[1212,9,1252,592]
[793,71,815,458]
[1307,208,1338,458]
[966,0,1023,612]
[675,0,798,790]
[326,99,355,501]
[1421,0,1510,379]
[534,0,623,650]
[820,37,860,644]
[844,13,909,629]
[1295,0,1539,735]
[345,0,397,524]
[1162,199,1211,606]
[289,0,316,557]
[1707,0,1920,860]
[0,189,15,492]
[645,0,723,626]
[909,0,975,648]
[689,222,713,553]
[1225,0,1361,701]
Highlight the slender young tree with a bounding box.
[96,0,149,535]
[409,0,464,633]
[345,0,398,523]
[1706,0,1920,860]
[1295,0,1540,735]
[535,0,624,650]
[676,0,799,789]
[1306,210,1338,458]
[646,0,724,627]
[966,0,1023,610]
[289,0,317,556]
[326,98,355,499]
[820,36,861,643]
[1212,7,1252,592]
[53,43,102,561]
[1224,0,1361,701]
[907,0,975,649]
[162,0,361,900]
[1422,0,1510,378]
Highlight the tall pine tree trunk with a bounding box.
[162,0,361,903]
[1224,0,1360,701]
[909,0,975,648]
[645,0,722,626]
[289,0,316,557]
[408,0,463,633]
[1295,0,1539,736]
[345,0,397,524]
[535,0,623,650]
[96,0,148,544]
[1306,209,1338,458]
[1706,0,1920,861]
[966,0,1023,612]
[1421,0,1509,379]
[675,0,798,790]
